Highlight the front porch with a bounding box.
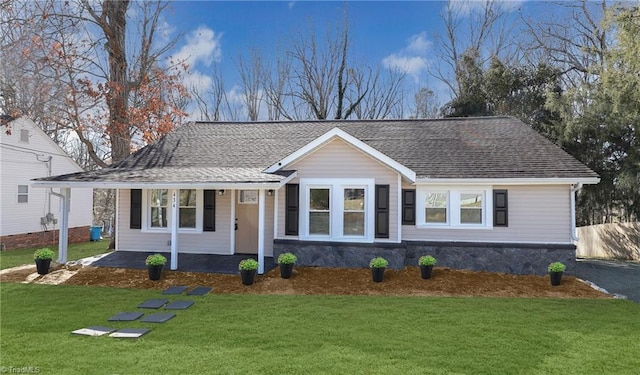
[92,251,276,274]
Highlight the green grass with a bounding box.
[1,284,639,374]
[0,240,109,270]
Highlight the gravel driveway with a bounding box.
[576,259,640,303]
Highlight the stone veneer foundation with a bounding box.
[274,239,576,275]
[0,226,91,250]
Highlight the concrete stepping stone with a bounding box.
[164,300,194,310]
[72,326,116,336]
[107,312,144,322]
[162,286,189,295]
[186,286,212,296]
[109,328,150,338]
[140,313,176,323]
[137,299,169,309]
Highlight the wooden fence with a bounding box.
[576,222,640,260]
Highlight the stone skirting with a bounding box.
[273,239,576,275]
[0,226,91,250]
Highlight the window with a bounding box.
[20,129,29,143]
[17,185,28,203]
[309,188,330,235]
[416,187,492,228]
[143,189,204,232]
[343,188,365,236]
[300,179,374,242]
[460,193,482,224]
[150,189,168,228]
[425,192,447,224]
[179,189,197,228]
[238,190,258,204]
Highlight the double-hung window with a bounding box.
[309,188,331,235]
[301,179,374,242]
[144,189,202,232]
[17,185,29,203]
[150,189,168,228]
[417,187,492,228]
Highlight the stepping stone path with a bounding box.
[72,285,208,338]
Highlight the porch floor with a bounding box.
[91,251,276,274]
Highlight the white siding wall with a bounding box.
[402,184,572,244]
[0,118,93,236]
[277,138,401,242]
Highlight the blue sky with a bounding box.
[163,0,536,117]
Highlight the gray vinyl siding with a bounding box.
[277,138,401,242]
[117,189,233,254]
[401,184,572,244]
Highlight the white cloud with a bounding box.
[406,32,431,55]
[382,32,431,82]
[171,26,222,69]
[382,55,429,80]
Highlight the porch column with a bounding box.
[258,189,265,274]
[56,188,71,264]
[170,190,178,270]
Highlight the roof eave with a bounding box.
[413,177,601,185]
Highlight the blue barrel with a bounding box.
[90,226,102,241]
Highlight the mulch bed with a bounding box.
[52,265,610,299]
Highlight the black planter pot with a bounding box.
[420,265,434,279]
[35,259,51,275]
[241,269,257,285]
[147,265,164,281]
[550,271,563,286]
[371,267,385,282]
[279,263,294,279]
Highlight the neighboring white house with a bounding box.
[0,116,93,250]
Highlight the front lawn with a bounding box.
[0,240,109,270]
[1,283,638,374]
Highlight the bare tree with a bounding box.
[431,0,515,97]
[235,49,264,121]
[351,67,406,120]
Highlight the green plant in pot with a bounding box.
[145,254,167,281]
[239,258,259,285]
[369,257,389,283]
[34,248,55,275]
[418,255,437,280]
[277,252,297,279]
[548,262,566,286]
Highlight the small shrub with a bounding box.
[277,252,297,265]
[34,248,55,260]
[548,262,566,273]
[145,254,167,266]
[239,258,259,271]
[369,257,389,269]
[418,255,437,267]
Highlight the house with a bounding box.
[32,117,599,274]
[0,116,93,251]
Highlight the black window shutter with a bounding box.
[203,190,216,231]
[375,185,390,239]
[402,189,416,225]
[493,189,508,227]
[285,184,299,235]
[130,189,142,229]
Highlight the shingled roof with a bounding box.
[33,116,598,186]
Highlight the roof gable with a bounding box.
[264,127,416,182]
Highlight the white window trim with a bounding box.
[300,178,375,242]
[141,189,204,233]
[416,186,493,229]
